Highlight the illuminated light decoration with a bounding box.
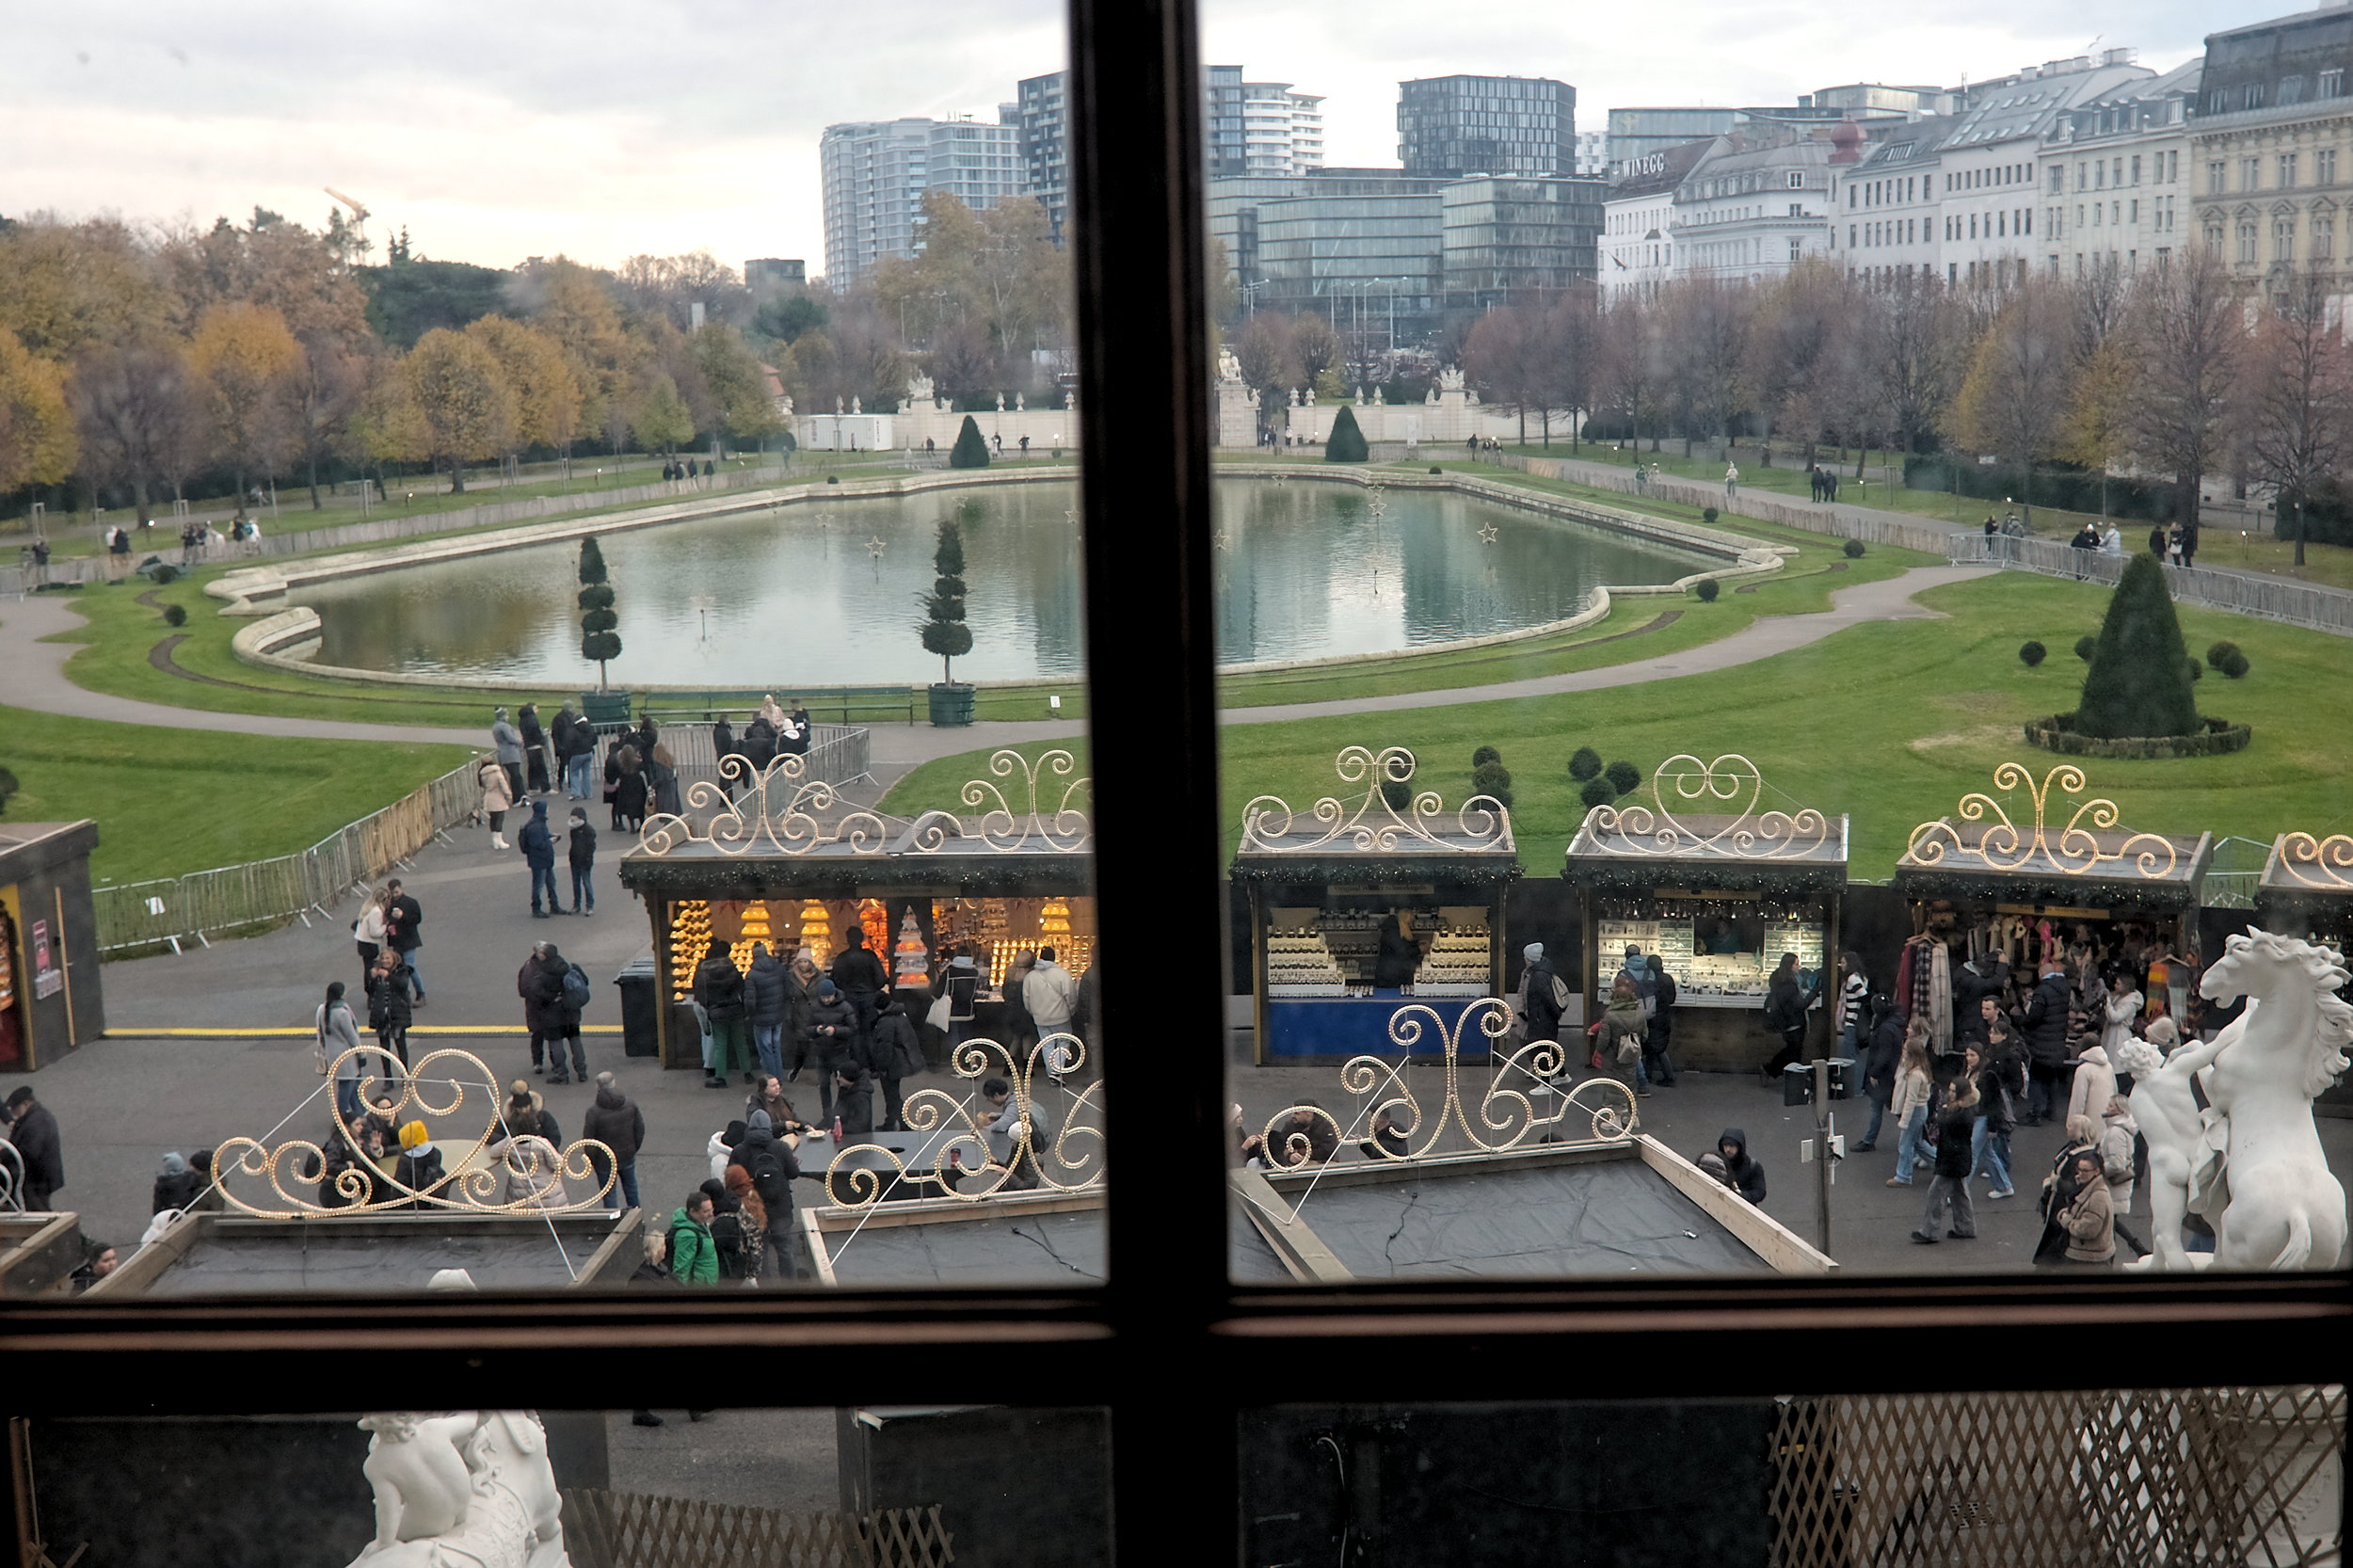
[2277,833,2353,893]
[798,900,834,965]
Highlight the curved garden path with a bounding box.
[3,565,1989,764]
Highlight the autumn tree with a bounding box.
[690,324,784,444]
[2243,265,2353,566]
[464,315,581,474]
[1744,261,1845,464]
[631,373,694,457]
[616,250,754,331]
[872,192,1068,392]
[515,257,641,461]
[1949,277,2073,526]
[1232,312,1300,410]
[1593,299,1664,450]
[0,327,78,495]
[187,301,302,519]
[69,338,206,527]
[289,329,366,508]
[2121,250,2242,546]
[157,208,370,344]
[0,217,170,361]
[402,327,517,492]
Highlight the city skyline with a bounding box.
[0,0,2229,279]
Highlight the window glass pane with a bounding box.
[0,1,1096,1297]
[20,1405,1111,1565]
[1203,12,2353,1283]
[1241,1390,2346,1562]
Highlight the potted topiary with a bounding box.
[920,519,976,726]
[578,536,621,690]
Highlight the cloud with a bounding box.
[1,0,2232,275]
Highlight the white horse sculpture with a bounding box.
[2127,929,2352,1272]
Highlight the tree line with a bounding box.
[0,207,790,523]
[1226,252,2340,547]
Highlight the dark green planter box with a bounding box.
[928,683,977,727]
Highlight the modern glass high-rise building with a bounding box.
[1397,75,1577,179]
[819,114,1026,281]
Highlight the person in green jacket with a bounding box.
[668,1193,719,1285]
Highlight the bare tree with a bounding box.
[1866,273,1969,471]
[1462,301,1559,446]
[1949,274,2074,527]
[1656,278,1751,458]
[2243,265,2353,566]
[69,338,208,528]
[1545,286,1602,453]
[2122,249,2243,548]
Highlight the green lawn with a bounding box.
[0,703,472,886]
[882,571,2352,880]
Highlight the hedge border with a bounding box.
[2022,713,2252,759]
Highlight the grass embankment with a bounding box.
[883,571,2352,880]
[0,703,471,885]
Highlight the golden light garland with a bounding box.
[211,1046,616,1219]
[1903,762,2180,880]
[1256,996,1639,1165]
[2277,832,2353,892]
[1239,745,1513,856]
[1583,753,1832,861]
[820,1032,1104,1208]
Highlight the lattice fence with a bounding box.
[559,1489,952,1568]
[1769,1386,2345,1568]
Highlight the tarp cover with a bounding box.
[140,1228,601,1294]
[825,1208,1105,1286]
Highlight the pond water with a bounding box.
[292,478,1716,685]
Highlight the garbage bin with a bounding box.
[615,953,660,1057]
[1782,1062,1813,1106]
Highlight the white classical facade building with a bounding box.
[1601,139,1712,303]
[1670,130,1837,284]
[2190,6,2353,301]
[2041,61,2200,280]
[1829,50,2155,286]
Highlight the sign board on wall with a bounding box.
[30,918,60,1000]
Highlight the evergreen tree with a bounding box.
[949,414,990,469]
[1325,404,1369,462]
[2075,552,2199,738]
[920,519,974,683]
[579,536,621,690]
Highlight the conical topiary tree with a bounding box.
[920,519,973,683]
[1325,405,1369,463]
[2075,552,2199,738]
[578,536,621,690]
[949,415,990,469]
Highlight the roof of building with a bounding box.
[1606,137,1719,200]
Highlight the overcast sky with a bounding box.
[0,1,2264,281]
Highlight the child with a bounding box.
[568,808,597,916]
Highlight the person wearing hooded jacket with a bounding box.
[519,799,560,918]
[1515,942,1566,1048]
[695,940,750,1088]
[1713,1128,1767,1205]
[520,940,584,1084]
[152,1151,201,1215]
[869,993,924,1131]
[802,978,859,1117]
[2066,1040,2119,1130]
[489,707,526,800]
[317,981,366,1122]
[830,1063,877,1139]
[744,942,792,1083]
[730,1108,806,1278]
[478,759,516,852]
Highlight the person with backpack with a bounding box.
[706,1174,760,1283]
[667,1192,720,1285]
[520,939,589,1085]
[1515,942,1568,1051]
[1644,953,1680,1088]
[695,939,751,1089]
[519,798,559,919]
[730,1109,805,1278]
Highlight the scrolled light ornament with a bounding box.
[2278,831,2353,892]
[821,1031,1104,1208]
[903,748,1092,855]
[1239,745,1511,856]
[211,1047,616,1219]
[1585,753,1830,860]
[1904,761,2177,880]
[637,752,889,857]
[1257,997,1637,1164]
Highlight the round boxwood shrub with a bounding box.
[2187,658,2202,681]
[1379,776,1411,810]
[1702,506,1719,524]
[2074,634,2097,662]
[1579,776,1617,809]
[2020,640,2047,667]
[1429,466,1443,475]
[162,602,187,628]
[1471,744,1501,768]
[1842,538,1865,558]
[1470,760,1513,807]
[2218,649,2250,679]
[1568,746,1603,782]
[1694,578,1721,602]
[2205,640,2241,669]
[1604,759,1641,797]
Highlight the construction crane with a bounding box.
[324,187,370,251]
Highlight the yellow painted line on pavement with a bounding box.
[105,1026,626,1038]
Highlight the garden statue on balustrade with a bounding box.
[2115,928,2350,1272]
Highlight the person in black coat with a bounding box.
[519,702,551,794]
[607,742,648,831]
[152,1150,201,1214]
[520,940,584,1083]
[367,952,414,1072]
[830,1064,877,1138]
[712,717,741,797]
[744,942,792,1083]
[868,994,924,1132]
[801,980,859,1117]
[6,1088,65,1211]
[1713,1128,1768,1205]
[830,929,889,1049]
[1761,952,1809,1079]
[582,1072,647,1209]
[1854,997,1904,1152]
[1371,912,1420,990]
[2019,958,2074,1125]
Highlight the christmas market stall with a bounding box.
[1561,756,1847,1072]
[1231,1000,1834,1279]
[1890,764,2211,1058]
[0,819,104,1072]
[87,1046,638,1296]
[0,1210,85,1297]
[1229,748,1517,1063]
[617,751,1096,1068]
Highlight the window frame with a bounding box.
[3,3,2348,1550]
